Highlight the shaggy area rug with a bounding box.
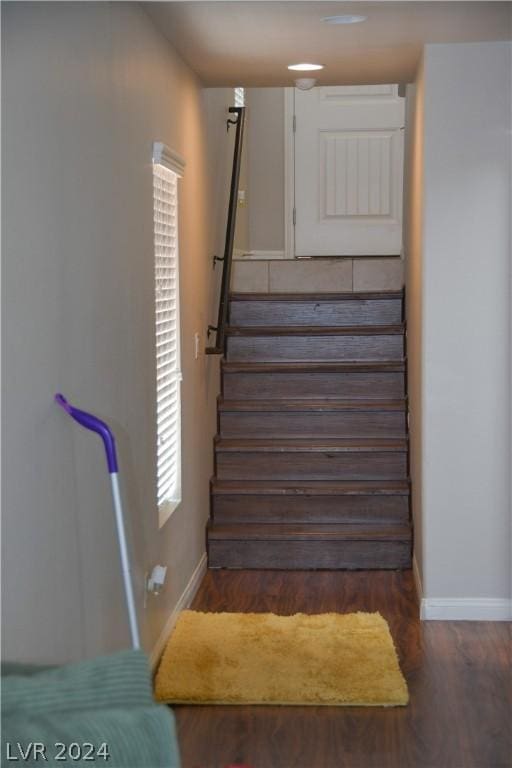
[154,611,408,706]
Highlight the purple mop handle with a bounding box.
[55,393,118,473]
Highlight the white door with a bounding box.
[294,85,405,257]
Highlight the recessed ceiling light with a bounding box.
[288,63,324,72]
[321,15,367,25]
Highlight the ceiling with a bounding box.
[145,1,512,86]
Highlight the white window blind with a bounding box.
[234,87,245,107]
[152,143,185,526]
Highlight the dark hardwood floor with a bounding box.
[173,570,511,768]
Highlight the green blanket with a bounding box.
[1,650,180,767]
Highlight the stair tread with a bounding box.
[211,479,410,496]
[222,360,406,373]
[227,324,404,337]
[208,521,412,541]
[215,437,408,452]
[229,291,403,302]
[218,398,406,412]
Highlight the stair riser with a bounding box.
[229,300,402,327]
[208,540,412,569]
[219,411,406,439]
[212,494,410,524]
[226,335,404,362]
[216,452,408,481]
[222,371,406,400]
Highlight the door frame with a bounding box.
[283,87,296,259]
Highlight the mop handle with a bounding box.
[55,393,118,472]
[54,393,140,650]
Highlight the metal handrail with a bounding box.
[206,106,246,354]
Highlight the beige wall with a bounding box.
[2,2,222,662]
[247,88,285,253]
[403,59,425,586]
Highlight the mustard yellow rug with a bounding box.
[154,611,408,706]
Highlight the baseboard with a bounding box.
[412,554,423,614]
[420,597,512,621]
[234,250,286,260]
[412,553,510,621]
[149,553,207,671]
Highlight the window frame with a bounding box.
[152,142,186,528]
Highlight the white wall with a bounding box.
[405,42,511,617]
[2,2,223,662]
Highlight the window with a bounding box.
[152,143,185,527]
[234,87,245,107]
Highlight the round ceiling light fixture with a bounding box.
[295,78,317,91]
[287,62,324,71]
[321,14,367,25]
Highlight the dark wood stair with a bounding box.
[229,291,403,326]
[215,437,408,481]
[207,290,412,570]
[226,324,405,362]
[208,522,411,570]
[218,398,407,438]
[211,480,410,524]
[222,361,406,400]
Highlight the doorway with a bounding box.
[234,85,405,262]
[291,84,405,257]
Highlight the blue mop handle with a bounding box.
[55,394,141,650]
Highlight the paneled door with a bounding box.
[294,85,405,257]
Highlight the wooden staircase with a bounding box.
[207,290,412,570]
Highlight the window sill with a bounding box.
[159,498,181,529]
